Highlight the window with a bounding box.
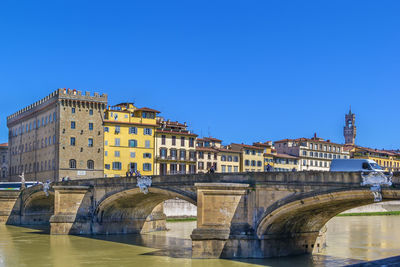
[234,156,239,162]
[228,156,232,162]
[115,126,120,134]
[198,162,204,170]
[69,159,76,169]
[53,112,57,122]
[129,127,137,134]
[105,151,108,156]
[257,161,262,167]
[115,138,120,146]
[144,128,152,135]
[105,140,108,146]
[189,138,195,147]
[208,153,211,160]
[143,163,152,171]
[88,138,93,147]
[222,165,226,173]
[89,123,93,131]
[303,160,306,166]
[130,152,136,158]
[87,160,94,169]
[180,150,186,159]
[72,107,75,114]
[245,150,250,155]
[181,137,185,146]
[89,109,93,115]
[172,136,176,146]
[142,112,155,119]
[71,121,76,129]
[115,151,120,157]
[170,149,177,158]
[161,135,166,145]
[143,153,152,158]
[160,148,167,158]
[104,127,109,132]
[112,162,122,170]
[105,164,110,170]
[221,155,226,161]
[234,166,238,172]
[199,151,204,159]
[70,137,76,146]
[145,140,150,148]
[245,160,250,166]
[303,151,307,156]
[129,139,137,147]
[251,160,256,166]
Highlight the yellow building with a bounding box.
[346,145,400,172]
[229,143,264,172]
[272,153,299,172]
[154,119,197,175]
[196,137,240,173]
[253,142,275,171]
[103,103,160,177]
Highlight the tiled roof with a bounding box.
[156,129,198,137]
[198,137,222,142]
[274,137,344,146]
[0,143,8,147]
[231,143,264,150]
[196,147,219,152]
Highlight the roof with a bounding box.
[135,107,161,113]
[274,137,344,146]
[155,129,198,137]
[253,142,273,148]
[196,147,219,152]
[0,143,8,147]
[230,143,264,151]
[217,147,240,154]
[274,153,298,159]
[198,137,222,142]
[353,145,399,157]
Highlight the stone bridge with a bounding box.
[0,172,399,259]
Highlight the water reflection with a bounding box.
[0,217,398,267]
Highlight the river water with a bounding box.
[0,216,399,267]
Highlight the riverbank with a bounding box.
[337,211,400,216]
[166,217,197,222]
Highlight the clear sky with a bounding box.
[1,1,399,149]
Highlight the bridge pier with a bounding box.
[0,191,21,225]
[191,183,249,258]
[50,186,91,235]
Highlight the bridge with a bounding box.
[0,172,399,259]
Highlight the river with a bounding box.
[0,216,399,267]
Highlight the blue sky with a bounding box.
[1,1,399,149]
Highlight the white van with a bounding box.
[329,159,383,172]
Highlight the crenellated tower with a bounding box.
[344,107,356,145]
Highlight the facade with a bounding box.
[103,103,159,177]
[344,108,357,145]
[229,143,264,172]
[7,89,107,182]
[272,153,299,172]
[345,145,400,172]
[154,119,197,175]
[0,143,8,179]
[196,137,240,173]
[274,134,349,171]
[253,142,275,171]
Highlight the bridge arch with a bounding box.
[21,188,54,225]
[93,187,196,234]
[255,188,400,256]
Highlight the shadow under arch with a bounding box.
[255,188,400,257]
[93,187,197,235]
[21,190,54,225]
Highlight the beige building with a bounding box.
[272,153,299,172]
[274,133,349,171]
[229,143,264,172]
[196,137,240,173]
[154,119,197,175]
[0,143,8,180]
[7,88,107,182]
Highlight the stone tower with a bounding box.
[343,107,356,145]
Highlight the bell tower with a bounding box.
[344,107,356,145]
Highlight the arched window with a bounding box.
[87,160,94,170]
[69,159,76,169]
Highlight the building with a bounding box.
[272,153,299,172]
[7,88,107,182]
[196,137,240,173]
[274,134,350,171]
[0,143,8,179]
[344,107,357,145]
[345,145,400,172]
[154,119,197,175]
[229,143,264,172]
[253,142,275,171]
[103,103,159,177]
